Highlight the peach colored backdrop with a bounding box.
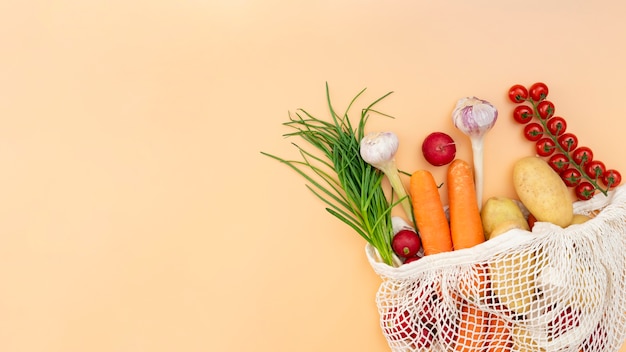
[1,1,624,351]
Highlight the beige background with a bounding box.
[1,0,625,351]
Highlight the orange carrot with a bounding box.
[485,312,512,352]
[454,301,488,352]
[409,170,453,255]
[447,159,485,250]
[458,263,490,302]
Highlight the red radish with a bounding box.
[394,309,417,339]
[547,306,580,338]
[404,256,420,264]
[417,324,435,348]
[416,293,438,346]
[439,318,457,346]
[582,323,607,351]
[383,308,417,340]
[422,132,456,166]
[413,287,437,323]
[392,229,422,258]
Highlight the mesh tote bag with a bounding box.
[367,185,626,352]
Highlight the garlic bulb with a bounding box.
[360,132,414,224]
[452,97,498,208]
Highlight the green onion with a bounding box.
[261,83,397,265]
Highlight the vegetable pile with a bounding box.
[263,82,625,350]
[263,82,621,266]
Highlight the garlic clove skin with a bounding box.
[452,96,498,137]
[391,216,415,234]
[359,131,399,170]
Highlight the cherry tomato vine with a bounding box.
[507,82,621,201]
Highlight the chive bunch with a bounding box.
[262,84,397,265]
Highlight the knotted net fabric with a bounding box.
[367,185,626,352]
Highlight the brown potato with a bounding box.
[569,213,591,225]
[513,156,573,227]
[481,196,529,239]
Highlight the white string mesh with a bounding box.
[367,185,626,351]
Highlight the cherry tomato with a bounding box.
[536,137,556,157]
[572,146,593,166]
[546,116,567,136]
[575,181,595,201]
[602,169,622,188]
[585,160,606,179]
[528,82,549,101]
[512,105,534,124]
[548,153,570,173]
[536,100,555,120]
[523,122,543,141]
[383,308,418,340]
[560,168,582,187]
[557,133,578,152]
[508,84,529,103]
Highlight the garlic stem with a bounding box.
[360,132,414,224]
[452,97,498,210]
[471,135,485,208]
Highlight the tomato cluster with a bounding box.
[508,82,622,200]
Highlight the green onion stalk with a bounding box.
[261,84,398,266]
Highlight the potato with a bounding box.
[569,213,591,225]
[512,326,546,352]
[513,156,573,227]
[488,220,527,239]
[481,196,529,239]
[489,249,539,316]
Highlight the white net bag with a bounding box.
[366,185,626,352]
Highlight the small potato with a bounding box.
[490,249,539,316]
[488,220,528,240]
[481,196,529,239]
[570,213,591,225]
[513,156,573,227]
[512,326,546,352]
